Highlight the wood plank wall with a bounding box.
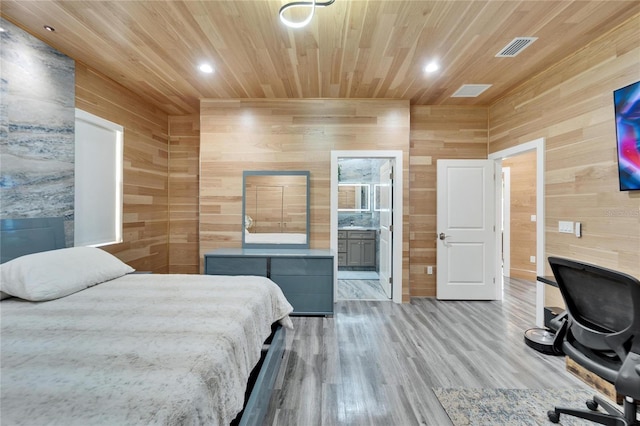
[168,115,200,273]
[75,63,170,272]
[503,151,537,281]
[199,99,412,301]
[74,12,640,288]
[489,14,640,278]
[409,106,488,296]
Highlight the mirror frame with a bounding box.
[337,183,371,212]
[242,170,310,249]
[373,183,390,212]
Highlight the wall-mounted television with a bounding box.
[613,80,640,191]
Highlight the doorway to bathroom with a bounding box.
[330,150,404,303]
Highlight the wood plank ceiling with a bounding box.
[2,1,638,115]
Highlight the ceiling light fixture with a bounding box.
[424,61,440,73]
[279,0,335,29]
[198,63,214,74]
[44,25,55,32]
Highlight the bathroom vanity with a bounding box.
[337,228,376,268]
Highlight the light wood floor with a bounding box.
[264,277,591,425]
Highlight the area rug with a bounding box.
[433,387,597,425]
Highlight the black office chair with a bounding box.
[546,257,640,425]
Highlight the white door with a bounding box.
[379,160,393,298]
[437,160,496,300]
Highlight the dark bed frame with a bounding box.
[0,217,285,426]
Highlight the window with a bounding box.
[74,109,123,247]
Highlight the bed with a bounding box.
[0,218,293,426]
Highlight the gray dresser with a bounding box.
[204,248,334,316]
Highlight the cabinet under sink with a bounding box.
[338,229,376,267]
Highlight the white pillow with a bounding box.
[0,247,135,301]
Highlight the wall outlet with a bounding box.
[530,255,536,263]
[427,266,433,275]
[558,221,574,233]
[530,214,537,222]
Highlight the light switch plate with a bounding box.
[559,221,574,233]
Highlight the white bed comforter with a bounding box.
[0,274,293,426]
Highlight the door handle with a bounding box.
[439,232,447,240]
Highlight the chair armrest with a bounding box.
[615,351,640,400]
[552,314,569,355]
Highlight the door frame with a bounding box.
[488,137,545,325]
[502,167,511,277]
[330,150,403,303]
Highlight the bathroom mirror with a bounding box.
[242,170,310,248]
[373,183,391,212]
[338,183,370,212]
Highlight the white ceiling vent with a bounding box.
[496,37,538,57]
[451,84,492,98]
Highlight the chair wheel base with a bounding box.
[547,410,560,423]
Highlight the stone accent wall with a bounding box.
[0,18,75,245]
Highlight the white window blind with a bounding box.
[74,109,123,247]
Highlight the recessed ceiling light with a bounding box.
[424,61,440,73]
[0,28,6,32]
[44,25,55,32]
[198,63,214,74]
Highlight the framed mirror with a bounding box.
[373,183,391,212]
[242,170,310,248]
[338,183,370,212]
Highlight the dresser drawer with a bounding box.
[271,275,333,315]
[337,240,347,252]
[205,256,268,276]
[347,230,376,239]
[283,293,333,315]
[337,253,347,266]
[271,257,332,276]
[337,230,347,239]
[271,275,333,294]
